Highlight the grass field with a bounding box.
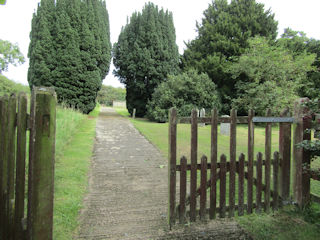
[115,107,320,240]
[53,105,99,239]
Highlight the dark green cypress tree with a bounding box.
[113,3,179,116]
[28,0,111,113]
[28,0,55,87]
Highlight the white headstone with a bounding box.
[220,115,230,135]
[199,108,206,127]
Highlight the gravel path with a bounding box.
[77,107,251,240]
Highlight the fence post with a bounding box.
[190,109,198,222]
[229,109,236,217]
[27,87,56,240]
[168,108,177,228]
[247,109,254,214]
[293,98,311,208]
[279,108,291,202]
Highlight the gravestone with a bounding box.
[220,115,230,136]
[199,108,206,127]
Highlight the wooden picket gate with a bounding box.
[168,101,311,227]
[0,87,56,240]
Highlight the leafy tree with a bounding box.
[28,0,111,113]
[113,2,179,117]
[0,74,30,96]
[277,28,320,99]
[229,37,315,115]
[182,0,278,112]
[0,39,25,73]
[97,85,126,106]
[146,70,221,122]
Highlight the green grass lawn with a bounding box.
[53,105,99,239]
[115,107,320,240]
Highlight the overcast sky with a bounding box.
[1,0,320,88]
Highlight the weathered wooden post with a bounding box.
[279,108,291,202]
[293,98,311,208]
[27,87,56,240]
[168,108,177,228]
[247,109,254,214]
[190,109,198,222]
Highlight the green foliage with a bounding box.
[182,0,278,112]
[97,85,125,106]
[229,36,315,115]
[0,74,30,96]
[277,28,320,99]
[0,39,25,73]
[28,0,111,114]
[113,2,179,117]
[146,70,221,122]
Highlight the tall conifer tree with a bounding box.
[182,0,278,112]
[113,3,179,116]
[28,0,111,113]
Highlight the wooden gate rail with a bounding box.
[168,100,311,227]
[175,152,281,221]
[0,87,56,240]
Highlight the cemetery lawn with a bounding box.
[115,108,320,240]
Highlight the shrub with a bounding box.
[146,70,221,122]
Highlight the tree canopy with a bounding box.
[146,69,221,122]
[28,0,111,113]
[229,36,315,115]
[0,39,25,73]
[181,0,278,112]
[113,2,180,117]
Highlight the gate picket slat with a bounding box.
[210,109,218,219]
[238,154,245,216]
[247,109,254,214]
[0,96,9,240]
[273,152,279,210]
[190,109,198,222]
[219,155,227,218]
[14,94,28,240]
[168,108,177,227]
[7,94,17,239]
[229,109,236,217]
[200,156,207,220]
[179,156,187,224]
[256,152,263,213]
[265,109,271,213]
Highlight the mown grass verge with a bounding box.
[115,108,320,240]
[53,105,99,240]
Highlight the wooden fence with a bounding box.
[0,87,56,240]
[168,99,312,227]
